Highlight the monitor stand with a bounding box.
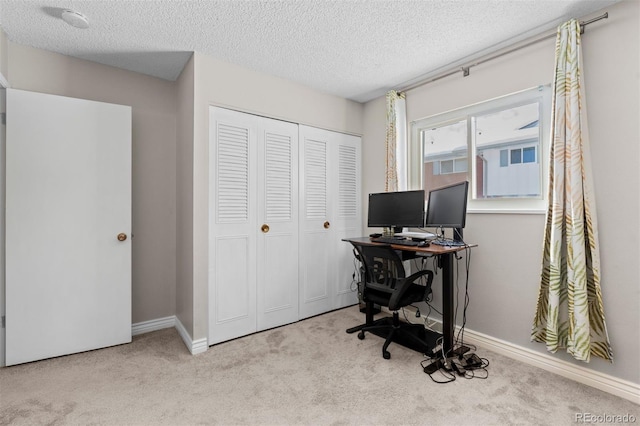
[382,226,403,237]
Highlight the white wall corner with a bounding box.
[175,316,208,355]
[131,316,176,336]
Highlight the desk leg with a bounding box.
[441,252,455,356]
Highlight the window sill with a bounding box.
[467,208,546,215]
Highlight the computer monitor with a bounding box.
[367,190,425,233]
[425,181,469,241]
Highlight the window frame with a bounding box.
[409,85,552,213]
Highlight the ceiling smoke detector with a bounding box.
[61,9,89,29]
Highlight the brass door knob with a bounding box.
[261,224,270,233]
[323,221,330,229]
[117,233,127,241]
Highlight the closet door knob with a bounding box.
[261,224,270,233]
[323,221,330,229]
[117,233,127,241]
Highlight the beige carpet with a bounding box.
[1,306,638,425]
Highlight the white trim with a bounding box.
[409,85,551,213]
[131,316,176,336]
[175,316,208,355]
[191,337,209,355]
[396,307,639,404]
[467,208,545,215]
[132,315,208,355]
[461,328,640,405]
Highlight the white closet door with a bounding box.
[5,89,131,366]
[256,116,299,330]
[209,108,299,344]
[299,126,361,319]
[209,107,258,345]
[332,133,362,309]
[298,125,335,319]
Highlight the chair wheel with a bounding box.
[357,331,365,340]
[383,350,391,359]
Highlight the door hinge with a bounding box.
[1,112,5,125]
[1,315,5,328]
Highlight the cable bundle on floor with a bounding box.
[421,343,490,384]
[418,245,490,383]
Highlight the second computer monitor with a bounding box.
[425,181,469,241]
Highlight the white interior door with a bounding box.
[256,116,299,330]
[209,107,300,344]
[5,89,132,366]
[332,133,362,309]
[298,125,334,319]
[299,126,362,318]
[208,107,258,345]
[0,88,6,367]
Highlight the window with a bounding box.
[523,146,536,163]
[434,158,468,175]
[500,150,508,167]
[501,146,537,167]
[511,148,522,164]
[410,85,551,212]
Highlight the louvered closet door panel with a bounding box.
[209,107,258,345]
[298,125,333,319]
[333,134,362,309]
[256,117,299,331]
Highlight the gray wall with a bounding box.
[0,29,7,79]
[361,1,639,384]
[176,55,195,337]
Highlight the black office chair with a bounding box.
[347,241,434,359]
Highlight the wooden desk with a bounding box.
[343,237,476,357]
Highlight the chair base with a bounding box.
[347,312,440,359]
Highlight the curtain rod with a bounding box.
[399,12,609,93]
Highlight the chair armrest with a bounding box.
[388,269,434,310]
[406,269,434,287]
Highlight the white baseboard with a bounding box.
[174,317,208,355]
[462,328,640,405]
[392,307,639,404]
[132,315,208,355]
[131,316,176,336]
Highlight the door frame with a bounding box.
[0,76,7,367]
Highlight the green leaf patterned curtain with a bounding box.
[385,91,406,192]
[531,19,612,362]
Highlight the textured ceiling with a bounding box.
[0,0,617,103]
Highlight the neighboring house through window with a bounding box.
[410,85,551,212]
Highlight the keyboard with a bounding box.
[431,239,467,247]
[395,231,436,239]
[371,237,426,247]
